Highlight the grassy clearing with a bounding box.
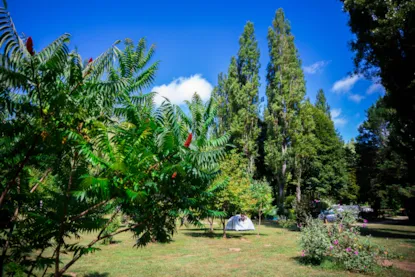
[51,220,415,277]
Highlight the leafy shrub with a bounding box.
[300,213,388,273]
[278,216,297,229]
[299,218,331,263]
[284,195,296,208]
[287,208,296,220]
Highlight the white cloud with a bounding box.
[366,83,385,95]
[348,93,365,103]
[332,75,361,93]
[152,74,213,105]
[331,108,341,118]
[331,108,348,127]
[303,60,331,74]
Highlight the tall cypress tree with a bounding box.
[213,22,261,175]
[264,9,306,205]
[213,72,231,136]
[292,100,316,203]
[315,89,330,117]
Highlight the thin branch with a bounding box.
[41,249,56,277]
[96,205,121,239]
[69,198,114,222]
[0,181,20,275]
[30,168,52,193]
[27,247,45,276]
[0,137,38,207]
[57,222,142,276]
[145,153,174,174]
[55,152,78,277]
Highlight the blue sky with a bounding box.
[10,0,385,141]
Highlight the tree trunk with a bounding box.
[296,168,302,203]
[248,155,255,177]
[258,204,262,236]
[221,217,227,238]
[208,217,214,232]
[279,143,287,207]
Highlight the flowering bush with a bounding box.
[300,213,388,273]
[299,217,331,263]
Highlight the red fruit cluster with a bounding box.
[26,37,34,56]
[184,133,192,148]
[172,172,177,179]
[88,57,93,64]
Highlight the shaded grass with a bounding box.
[48,220,415,277]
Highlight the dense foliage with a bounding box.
[213,22,261,175]
[264,9,306,206]
[0,6,229,276]
[342,0,415,220]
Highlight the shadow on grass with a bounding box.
[182,231,267,238]
[291,256,325,266]
[370,218,415,226]
[360,227,415,240]
[261,221,300,232]
[100,240,122,246]
[82,273,110,277]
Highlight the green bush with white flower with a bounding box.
[299,212,388,273]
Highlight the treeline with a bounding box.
[211,1,415,222]
[212,9,356,214]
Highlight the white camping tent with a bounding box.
[225,214,255,231]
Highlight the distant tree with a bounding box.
[315,89,330,118]
[264,9,306,206]
[250,179,273,235]
[344,139,359,203]
[213,72,231,136]
[213,22,261,175]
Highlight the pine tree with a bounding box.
[315,89,330,117]
[213,22,261,175]
[264,9,306,205]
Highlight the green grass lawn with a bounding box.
[55,220,415,277]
